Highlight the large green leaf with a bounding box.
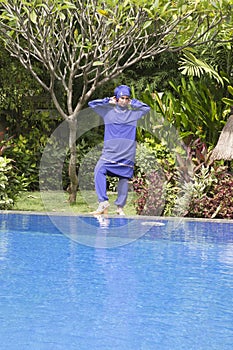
[222,97,233,106]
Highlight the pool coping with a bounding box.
[1,210,232,224]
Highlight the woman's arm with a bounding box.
[88,97,113,118]
[130,99,151,118]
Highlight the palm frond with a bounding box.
[179,51,224,86]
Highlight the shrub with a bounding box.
[4,110,60,191]
[132,142,176,216]
[0,156,27,209]
[132,135,233,219]
[6,134,41,190]
[188,168,233,219]
[132,170,166,215]
[172,165,217,217]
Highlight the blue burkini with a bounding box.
[88,97,150,178]
[88,97,150,205]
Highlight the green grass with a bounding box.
[13,190,137,215]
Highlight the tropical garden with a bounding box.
[0,0,233,219]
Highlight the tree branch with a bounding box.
[0,0,228,117]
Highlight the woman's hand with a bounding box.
[109,96,117,104]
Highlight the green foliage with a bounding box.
[188,167,233,219]
[189,23,233,86]
[172,166,218,217]
[76,140,101,191]
[0,155,27,209]
[135,139,176,174]
[0,0,230,107]
[0,46,46,115]
[0,0,231,207]
[0,46,62,191]
[38,135,69,191]
[222,85,233,107]
[0,0,232,215]
[132,138,233,219]
[4,110,59,191]
[179,51,225,86]
[0,156,14,209]
[123,52,181,94]
[5,134,42,190]
[133,141,177,215]
[132,83,233,218]
[40,129,102,194]
[153,77,227,147]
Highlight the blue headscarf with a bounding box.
[114,85,131,99]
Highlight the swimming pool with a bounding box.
[0,212,233,350]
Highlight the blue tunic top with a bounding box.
[88,98,150,169]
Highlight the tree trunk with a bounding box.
[67,117,78,204]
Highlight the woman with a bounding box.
[88,85,150,215]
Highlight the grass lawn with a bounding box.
[13,190,137,216]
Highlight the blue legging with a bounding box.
[94,163,129,207]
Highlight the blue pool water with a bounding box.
[0,213,233,350]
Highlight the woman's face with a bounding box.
[117,95,130,108]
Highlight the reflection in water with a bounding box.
[92,243,138,345]
[95,214,110,228]
[55,214,150,248]
[0,233,9,270]
[219,243,233,268]
[0,218,9,266]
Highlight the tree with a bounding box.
[0,46,50,134]
[0,0,230,203]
